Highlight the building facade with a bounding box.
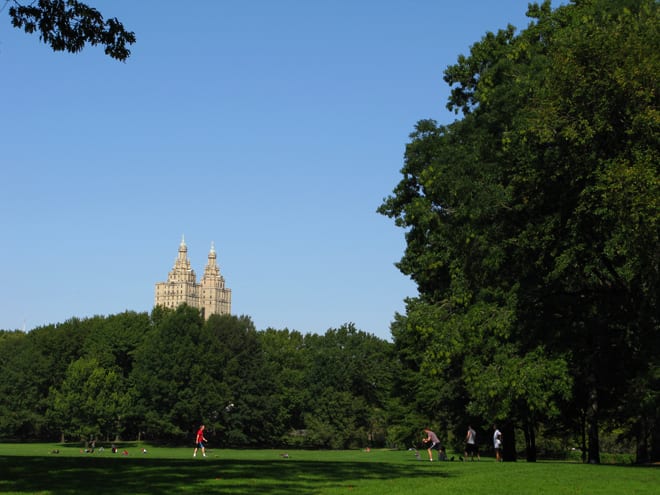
[154,236,231,319]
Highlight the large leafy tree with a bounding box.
[48,357,134,442]
[259,328,311,444]
[81,311,150,378]
[0,319,90,440]
[7,0,135,60]
[202,314,276,446]
[492,0,659,463]
[380,0,658,463]
[130,305,207,441]
[0,330,31,438]
[302,324,396,448]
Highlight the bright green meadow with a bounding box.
[0,443,657,494]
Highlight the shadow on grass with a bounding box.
[0,455,454,494]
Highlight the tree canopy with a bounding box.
[379,0,658,463]
[0,310,406,450]
[7,0,135,61]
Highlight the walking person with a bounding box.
[465,424,480,461]
[493,425,503,462]
[193,424,208,457]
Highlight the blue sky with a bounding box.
[0,1,551,340]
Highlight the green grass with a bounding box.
[0,443,657,494]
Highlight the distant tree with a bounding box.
[0,330,30,438]
[48,357,134,442]
[203,314,278,446]
[0,319,90,440]
[386,312,443,450]
[302,324,395,448]
[258,328,311,444]
[7,0,135,61]
[130,305,206,441]
[81,311,151,378]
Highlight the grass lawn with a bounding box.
[0,443,657,494]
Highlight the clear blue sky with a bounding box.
[0,1,553,340]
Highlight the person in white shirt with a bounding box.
[465,425,480,461]
[493,425,503,462]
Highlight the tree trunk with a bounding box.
[580,410,587,463]
[634,417,649,464]
[650,421,660,463]
[587,386,600,464]
[502,422,517,462]
[523,420,537,462]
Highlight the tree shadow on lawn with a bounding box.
[0,455,454,494]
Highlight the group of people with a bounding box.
[192,422,504,461]
[421,424,503,462]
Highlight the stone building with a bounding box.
[154,236,231,319]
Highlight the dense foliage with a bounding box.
[379,0,658,463]
[0,308,405,450]
[7,0,135,61]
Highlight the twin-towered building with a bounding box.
[154,236,231,319]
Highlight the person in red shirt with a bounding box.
[193,425,208,457]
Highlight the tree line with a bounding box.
[0,307,405,450]
[0,298,657,463]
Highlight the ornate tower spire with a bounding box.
[170,235,195,283]
[155,238,231,319]
[203,241,220,280]
[200,241,231,317]
[178,234,187,256]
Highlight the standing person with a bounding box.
[465,425,480,461]
[493,425,503,462]
[422,428,442,462]
[193,425,208,457]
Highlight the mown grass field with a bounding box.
[0,443,657,494]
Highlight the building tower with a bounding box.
[154,236,231,319]
[200,241,232,318]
